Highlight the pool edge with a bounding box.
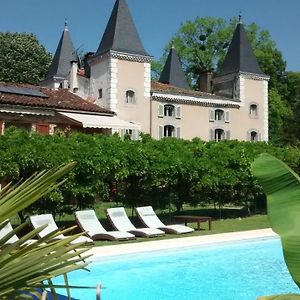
[86,228,277,261]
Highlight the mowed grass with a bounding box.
[53,202,270,247]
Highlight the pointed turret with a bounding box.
[95,0,149,57]
[218,22,265,76]
[44,20,78,80]
[159,47,189,89]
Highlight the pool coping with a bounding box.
[86,228,277,260]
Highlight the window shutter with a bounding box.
[225,110,230,123]
[225,130,230,140]
[159,125,164,139]
[36,124,49,135]
[258,133,262,142]
[158,104,164,117]
[120,129,125,138]
[132,130,140,141]
[209,109,214,122]
[176,106,181,119]
[209,129,214,141]
[247,130,251,141]
[176,127,181,138]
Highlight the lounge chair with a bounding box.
[106,207,165,237]
[75,210,135,241]
[0,220,37,245]
[135,206,194,234]
[29,214,93,244]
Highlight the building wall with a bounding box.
[151,100,238,140]
[114,59,151,133]
[233,75,268,141]
[89,56,111,110]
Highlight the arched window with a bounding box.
[164,125,175,137]
[164,105,175,117]
[126,90,135,104]
[215,109,225,121]
[215,129,225,141]
[250,104,258,117]
[250,131,258,142]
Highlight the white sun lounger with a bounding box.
[135,206,194,234]
[75,210,135,241]
[0,220,37,245]
[106,207,165,238]
[29,214,93,244]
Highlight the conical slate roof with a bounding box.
[218,22,265,76]
[95,0,149,57]
[45,22,78,80]
[159,47,189,89]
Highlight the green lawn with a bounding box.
[53,203,270,247]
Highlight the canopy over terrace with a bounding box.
[58,111,140,133]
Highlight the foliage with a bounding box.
[157,17,286,89]
[2,129,300,218]
[268,88,292,145]
[0,32,52,84]
[0,163,93,299]
[252,153,300,297]
[283,72,300,145]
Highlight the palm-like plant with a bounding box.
[0,163,95,299]
[252,153,300,299]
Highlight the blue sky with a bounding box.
[1,0,300,71]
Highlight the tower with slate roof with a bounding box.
[40,20,78,90]
[213,19,269,141]
[87,0,152,133]
[159,47,189,89]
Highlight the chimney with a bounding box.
[198,71,213,93]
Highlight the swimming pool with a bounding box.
[55,237,299,299]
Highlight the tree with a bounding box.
[252,154,300,298]
[157,17,287,91]
[0,163,94,299]
[0,32,52,84]
[268,88,292,145]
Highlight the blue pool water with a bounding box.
[55,238,299,299]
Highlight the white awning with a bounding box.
[58,111,140,130]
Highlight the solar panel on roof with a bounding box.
[0,85,48,98]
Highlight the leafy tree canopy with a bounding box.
[0,32,52,84]
[153,17,286,91]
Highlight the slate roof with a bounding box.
[44,23,78,80]
[0,82,113,114]
[218,23,266,77]
[159,47,190,89]
[151,81,238,101]
[95,0,150,57]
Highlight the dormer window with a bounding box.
[250,104,258,118]
[126,90,135,104]
[164,105,175,117]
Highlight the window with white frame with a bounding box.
[164,125,175,137]
[215,128,225,141]
[125,90,135,104]
[215,109,225,121]
[250,131,258,142]
[98,89,103,99]
[209,109,230,123]
[249,104,258,118]
[164,105,175,117]
[158,104,181,119]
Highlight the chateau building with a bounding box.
[39,0,269,141]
